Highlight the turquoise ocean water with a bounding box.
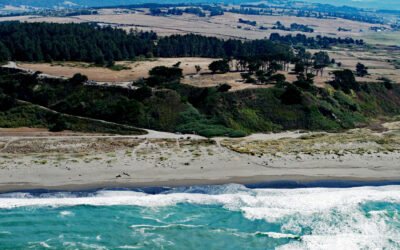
[0,184,399,249]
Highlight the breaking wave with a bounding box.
[0,184,399,249]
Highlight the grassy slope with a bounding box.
[172,81,400,136]
[0,101,146,135]
[1,69,400,137]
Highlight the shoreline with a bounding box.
[0,124,399,194]
[1,176,400,194]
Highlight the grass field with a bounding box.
[18,57,215,81]
[3,8,400,90]
[310,46,400,83]
[16,59,334,91]
[0,8,383,40]
[361,31,400,46]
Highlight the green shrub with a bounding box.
[48,115,67,132]
[330,69,360,93]
[208,60,230,74]
[333,91,359,111]
[280,85,302,105]
[108,64,131,71]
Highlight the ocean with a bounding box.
[0,183,399,249]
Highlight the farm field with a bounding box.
[0,8,384,40]
[311,45,400,83]
[361,31,400,46]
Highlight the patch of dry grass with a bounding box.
[220,128,400,156]
[18,58,216,82]
[3,9,380,40]
[1,137,144,154]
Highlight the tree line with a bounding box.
[150,7,206,17]
[157,34,294,62]
[0,22,156,64]
[0,22,295,65]
[238,4,384,24]
[0,22,366,81]
[272,22,314,33]
[269,33,364,49]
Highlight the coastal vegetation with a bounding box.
[1,62,400,137]
[0,22,399,137]
[1,4,400,249]
[0,97,145,135]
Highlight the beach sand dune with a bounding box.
[0,125,399,192]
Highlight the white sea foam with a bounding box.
[1,185,400,249]
[130,224,203,230]
[28,241,51,249]
[63,241,107,250]
[0,185,399,211]
[117,246,142,249]
[39,242,51,248]
[279,234,400,250]
[59,210,74,217]
[255,232,300,239]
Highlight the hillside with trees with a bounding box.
[1,63,400,137]
[0,22,356,65]
[0,22,399,137]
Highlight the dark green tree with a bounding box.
[0,41,10,62]
[269,73,286,84]
[0,91,15,111]
[209,60,230,74]
[147,66,183,86]
[149,66,183,80]
[217,83,232,92]
[356,63,368,77]
[294,73,315,90]
[281,85,303,105]
[268,61,283,73]
[49,115,67,132]
[294,62,305,74]
[331,69,359,93]
[70,73,88,85]
[313,51,330,76]
[133,86,153,101]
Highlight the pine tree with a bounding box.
[0,41,10,62]
[356,63,368,77]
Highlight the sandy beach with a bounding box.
[0,122,399,193]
